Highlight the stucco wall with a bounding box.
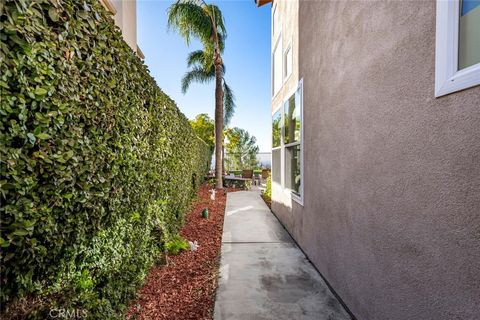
[110,0,137,51]
[271,0,299,110]
[272,1,480,319]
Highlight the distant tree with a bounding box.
[225,128,259,171]
[190,113,215,153]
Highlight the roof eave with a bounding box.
[255,0,272,7]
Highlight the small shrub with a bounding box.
[165,235,189,255]
[264,174,272,199]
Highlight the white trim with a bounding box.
[271,105,282,185]
[272,103,282,115]
[435,0,480,97]
[99,0,117,14]
[272,3,281,41]
[283,41,293,83]
[291,78,304,206]
[271,104,282,150]
[284,142,300,148]
[272,35,283,98]
[271,3,275,37]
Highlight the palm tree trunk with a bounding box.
[214,61,224,189]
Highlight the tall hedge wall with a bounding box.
[0,0,210,318]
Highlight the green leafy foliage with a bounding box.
[264,174,272,199]
[224,127,260,171]
[0,0,210,318]
[190,113,215,153]
[165,235,189,255]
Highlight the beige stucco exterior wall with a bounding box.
[100,0,138,52]
[270,0,480,320]
[271,0,299,110]
[270,0,304,213]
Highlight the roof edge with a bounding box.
[255,0,272,7]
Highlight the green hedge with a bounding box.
[0,0,210,318]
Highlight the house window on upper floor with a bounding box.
[435,0,480,97]
[273,38,282,96]
[273,5,279,38]
[284,44,292,79]
[271,80,304,203]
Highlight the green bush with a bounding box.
[0,0,210,318]
[165,234,189,255]
[264,174,272,199]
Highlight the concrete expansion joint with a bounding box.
[214,191,352,320]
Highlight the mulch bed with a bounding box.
[126,184,236,320]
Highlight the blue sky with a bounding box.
[137,0,272,151]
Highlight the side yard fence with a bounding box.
[0,1,210,318]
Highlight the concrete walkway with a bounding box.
[214,190,352,320]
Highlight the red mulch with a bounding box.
[126,184,236,320]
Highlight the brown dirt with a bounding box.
[126,184,236,320]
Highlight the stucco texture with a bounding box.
[273,1,480,320]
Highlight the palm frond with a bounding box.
[181,67,215,93]
[208,4,227,38]
[167,0,213,45]
[187,49,214,72]
[187,50,205,67]
[217,33,225,53]
[223,80,236,125]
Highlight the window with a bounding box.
[273,5,279,38]
[284,93,300,145]
[285,144,301,194]
[435,0,480,97]
[272,109,282,148]
[273,38,282,96]
[270,80,304,203]
[284,45,292,79]
[272,149,281,184]
[272,108,282,184]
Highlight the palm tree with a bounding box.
[168,0,235,189]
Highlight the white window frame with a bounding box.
[270,80,304,205]
[284,42,293,82]
[272,3,281,40]
[272,35,283,97]
[435,0,480,97]
[271,104,283,186]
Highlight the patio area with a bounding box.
[214,189,352,320]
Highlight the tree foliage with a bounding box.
[0,0,210,318]
[190,113,215,152]
[225,128,260,171]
